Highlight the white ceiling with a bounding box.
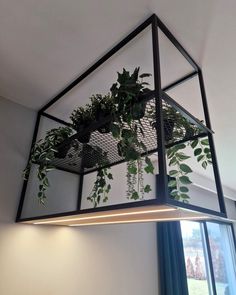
[0,0,235,192]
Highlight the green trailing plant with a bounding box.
[148,102,212,202]
[126,159,152,200]
[86,145,113,207]
[149,102,199,143]
[110,67,151,121]
[23,126,73,204]
[167,137,212,202]
[110,68,154,200]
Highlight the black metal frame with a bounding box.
[16,13,227,223]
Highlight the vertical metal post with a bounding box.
[16,112,41,221]
[77,174,84,210]
[202,222,217,295]
[151,16,168,202]
[198,70,226,215]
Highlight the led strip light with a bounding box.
[69,216,209,227]
[33,207,177,225]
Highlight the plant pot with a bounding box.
[55,143,71,159]
[78,132,91,144]
[131,101,146,120]
[96,112,112,134]
[76,123,91,144]
[80,144,100,169]
[151,118,175,143]
[163,118,174,143]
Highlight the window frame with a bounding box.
[181,220,236,295]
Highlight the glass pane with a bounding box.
[181,221,211,295]
[207,222,236,295]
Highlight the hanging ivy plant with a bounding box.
[167,137,211,202]
[23,126,73,204]
[86,146,113,207]
[110,68,154,200]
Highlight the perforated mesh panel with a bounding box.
[47,95,207,175]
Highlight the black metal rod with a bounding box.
[41,112,72,127]
[162,92,213,134]
[40,14,155,113]
[155,15,199,71]
[202,222,217,295]
[162,71,198,92]
[17,198,160,223]
[166,199,227,218]
[16,113,42,221]
[198,70,226,215]
[165,132,208,149]
[152,15,168,203]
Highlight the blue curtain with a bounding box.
[157,221,189,295]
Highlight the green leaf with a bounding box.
[144,157,154,174]
[121,129,135,140]
[202,161,208,169]
[175,143,186,150]
[179,164,193,173]
[169,157,177,166]
[144,185,152,193]
[167,149,174,159]
[131,191,139,200]
[144,164,154,174]
[206,153,212,159]
[179,176,192,185]
[201,138,209,146]
[197,155,205,162]
[169,170,178,177]
[168,180,177,188]
[180,193,190,199]
[170,190,178,198]
[180,186,189,193]
[111,124,120,138]
[128,164,137,174]
[194,148,202,156]
[107,173,113,179]
[190,140,198,149]
[204,148,210,153]
[125,148,140,161]
[175,153,191,161]
[139,73,152,78]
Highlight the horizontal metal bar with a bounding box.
[166,198,227,219]
[41,112,72,127]
[162,71,198,92]
[165,132,208,149]
[40,14,155,113]
[154,14,199,71]
[162,92,213,134]
[17,198,160,223]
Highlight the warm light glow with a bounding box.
[69,216,209,227]
[33,207,177,225]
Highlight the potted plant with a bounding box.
[70,104,94,143]
[110,67,151,121]
[90,93,116,133]
[23,126,73,204]
[103,67,155,200]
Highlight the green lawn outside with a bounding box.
[187,278,226,295]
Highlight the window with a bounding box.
[181,221,236,295]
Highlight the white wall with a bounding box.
[0,97,158,295]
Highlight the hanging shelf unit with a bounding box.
[16,14,227,226]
